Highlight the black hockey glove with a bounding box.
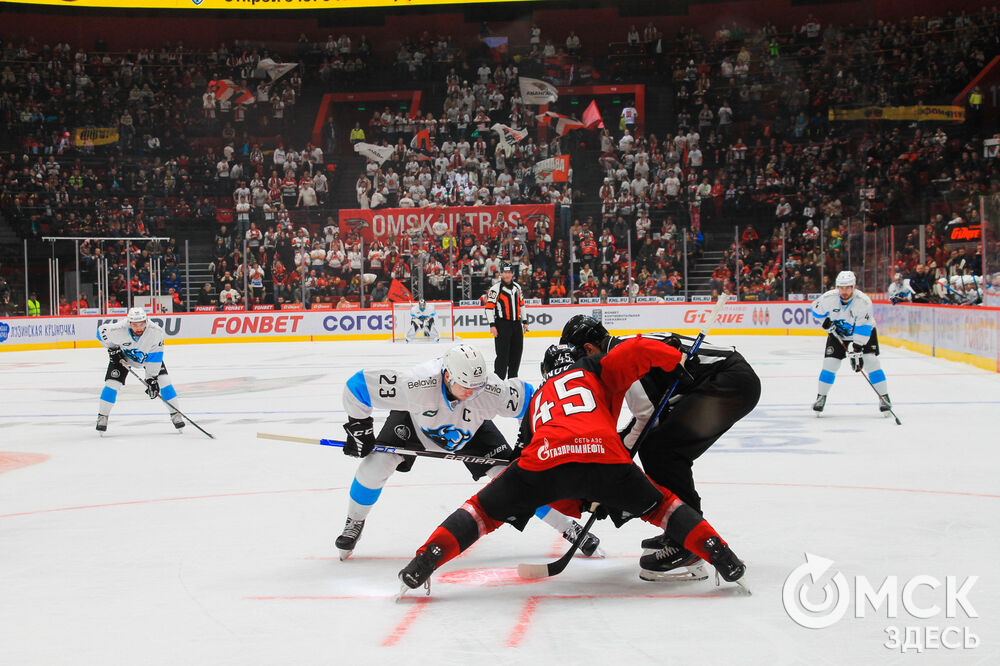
[670,363,696,391]
[145,377,160,399]
[821,317,834,331]
[343,416,376,458]
[847,343,864,373]
[108,347,126,367]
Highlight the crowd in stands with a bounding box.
[1,6,998,313]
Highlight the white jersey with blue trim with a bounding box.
[811,288,876,345]
[342,358,533,453]
[410,303,435,321]
[97,319,166,377]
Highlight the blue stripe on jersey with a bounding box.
[819,369,836,385]
[146,351,164,363]
[96,328,103,342]
[161,384,177,401]
[854,324,873,337]
[869,369,886,384]
[534,505,551,519]
[346,371,371,408]
[100,386,118,404]
[517,382,534,419]
[349,478,382,506]
[811,307,828,318]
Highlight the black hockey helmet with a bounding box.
[540,343,585,379]
[560,315,609,349]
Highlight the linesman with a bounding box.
[485,263,527,379]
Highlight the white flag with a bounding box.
[354,142,395,165]
[491,123,527,157]
[254,58,298,81]
[519,77,559,105]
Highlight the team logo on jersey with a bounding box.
[111,369,121,378]
[394,424,412,441]
[422,409,438,417]
[826,346,834,355]
[123,349,149,363]
[421,424,473,451]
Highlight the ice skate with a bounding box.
[335,517,365,560]
[812,394,826,414]
[704,536,750,594]
[397,544,444,600]
[640,530,669,555]
[562,520,605,558]
[96,414,108,433]
[879,394,892,414]
[171,412,185,430]
[639,538,708,582]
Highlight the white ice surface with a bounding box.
[1,336,997,665]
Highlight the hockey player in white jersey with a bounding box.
[887,273,913,304]
[961,275,983,305]
[336,343,603,560]
[811,271,891,414]
[405,299,440,342]
[96,307,184,432]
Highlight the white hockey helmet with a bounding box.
[126,307,148,324]
[893,273,902,281]
[937,277,948,286]
[950,274,962,285]
[442,344,488,392]
[835,271,856,287]
[962,275,976,286]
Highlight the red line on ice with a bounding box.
[382,596,431,646]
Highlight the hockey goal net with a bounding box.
[391,300,456,342]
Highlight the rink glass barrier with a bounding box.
[873,302,1000,372]
[983,193,1000,308]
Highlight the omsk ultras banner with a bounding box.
[828,105,965,122]
[0,0,535,8]
[73,127,118,146]
[339,204,555,243]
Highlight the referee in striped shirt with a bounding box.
[485,263,527,378]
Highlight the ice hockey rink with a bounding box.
[1,335,997,665]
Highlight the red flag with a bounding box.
[582,100,605,129]
[388,279,413,303]
[409,129,432,153]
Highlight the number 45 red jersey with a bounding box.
[518,337,682,471]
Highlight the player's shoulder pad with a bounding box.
[578,354,604,376]
[480,372,505,398]
[853,290,873,306]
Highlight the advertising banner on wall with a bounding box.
[338,204,554,244]
[0,301,823,351]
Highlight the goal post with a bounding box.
[391,300,456,342]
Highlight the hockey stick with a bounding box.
[517,505,602,580]
[832,337,902,425]
[516,294,732,580]
[256,432,510,466]
[119,362,215,439]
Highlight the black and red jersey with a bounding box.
[517,337,681,471]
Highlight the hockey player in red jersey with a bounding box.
[398,337,748,594]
